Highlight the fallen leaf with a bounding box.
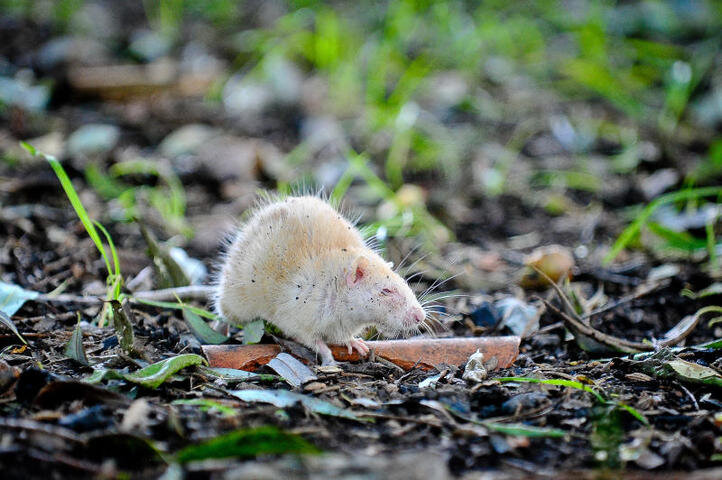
[199,366,276,382]
[495,297,541,337]
[229,389,364,421]
[267,352,317,388]
[243,319,265,345]
[86,354,207,389]
[64,319,89,366]
[665,359,722,388]
[0,281,39,316]
[123,354,207,389]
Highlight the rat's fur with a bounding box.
[215,194,425,364]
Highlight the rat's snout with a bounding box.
[405,305,425,326]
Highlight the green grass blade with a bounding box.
[94,221,121,278]
[20,142,112,276]
[497,376,606,403]
[616,402,650,426]
[171,398,237,416]
[348,151,396,200]
[330,164,356,204]
[483,421,568,438]
[134,298,218,321]
[604,186,722,265]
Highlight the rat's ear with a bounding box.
[346,255,370,287]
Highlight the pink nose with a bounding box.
[412,306,425,324]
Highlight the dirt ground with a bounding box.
[1,1,721,479]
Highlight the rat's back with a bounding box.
[215,195,365,325]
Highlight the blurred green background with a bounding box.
[1,0,721,268]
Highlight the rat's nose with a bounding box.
[412,306,425,324]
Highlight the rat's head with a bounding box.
[342,252,425,336]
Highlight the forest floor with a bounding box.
[1,1,721,479]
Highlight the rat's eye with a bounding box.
[380,287,396,296]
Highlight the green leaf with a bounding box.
[171,398,237,416]
[0,281,39,317]
[0,310,27,345]
[183,308,228,344]
[229,389,364,421]
[483,422,568,438]
[243,319,265,345]
[110,300,137,356]
[175,426,320,463]
[123,354,206,389]
[64,318,89,366]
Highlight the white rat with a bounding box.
[214,194,426,365]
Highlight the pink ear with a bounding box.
[346,257,367,286]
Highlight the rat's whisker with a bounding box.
[421,293,468,305]
[401,252,429,278]
[419,289,468,303]
[406,270,429,285]
[394,244,421,274]
[418,272,463,300]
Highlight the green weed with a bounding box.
[21,142,122,324]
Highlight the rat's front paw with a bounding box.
[347,338,370,357]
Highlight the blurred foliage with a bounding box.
[2,0,721,261]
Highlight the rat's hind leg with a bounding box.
[346,337,370,357]
[314,339,337,366]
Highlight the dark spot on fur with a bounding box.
[295,296,299,300]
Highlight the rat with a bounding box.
[214,194,426,365]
